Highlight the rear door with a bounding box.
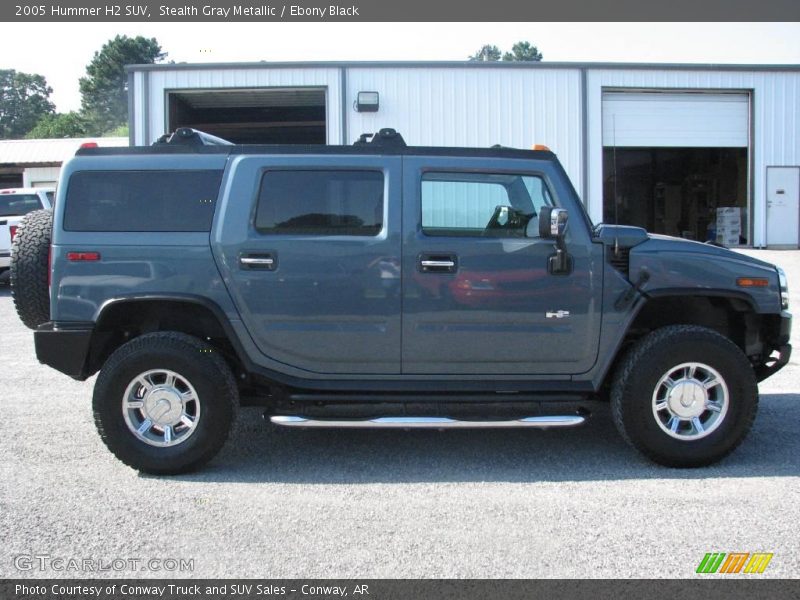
[215,155,402,375]
[401,155,602,376]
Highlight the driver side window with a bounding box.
[421,172,552,238]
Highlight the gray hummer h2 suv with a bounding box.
[11,128,791,474]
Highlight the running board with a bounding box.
[269,415,586,429]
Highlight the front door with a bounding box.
[401,156,602,376]
[216,155,402,374]
[767,167,800,247]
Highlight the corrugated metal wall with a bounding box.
[346,67,584,193]
[587,68,800,246]
[133,63,800,247]
[135,65,584,195]
[22,166,60,188]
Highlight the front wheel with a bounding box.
[611,325,758,467]
[93,332,238,474]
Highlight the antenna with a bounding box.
[612,114,619,227]
[612,114,620,256]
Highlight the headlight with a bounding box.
[777,266,789,310]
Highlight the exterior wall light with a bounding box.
[356,91,379,112]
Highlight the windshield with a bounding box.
[0,194,42,217]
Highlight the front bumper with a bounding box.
[754,310,792,382]
[34,322,94,380]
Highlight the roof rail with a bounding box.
[153,128,233,147]
[353,128,406,148]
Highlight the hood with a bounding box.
[642,233,778,270]
[626,231,782,314]
[595,224,776,271]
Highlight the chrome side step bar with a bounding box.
[269,415,586,429]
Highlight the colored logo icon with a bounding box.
[696,552,773,574]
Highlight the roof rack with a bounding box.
[153,128,233,147]
[353,128,406,148]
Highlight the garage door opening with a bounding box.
[168,88,326,144]
[602,91,750,245]
[0,172,23,189]
[603,147,748,244]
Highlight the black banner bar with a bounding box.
[3,0,800,22]
[2,580,800,600]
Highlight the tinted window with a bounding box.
[0,194,42,217]
[45,191,54,206]
[421,172,553,237]
[64,170,222,232]
[256,170,383,236]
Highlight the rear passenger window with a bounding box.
[0,194,42,217]
[421,172,553,237]
[64,170,222,232]
[255,170,383,236]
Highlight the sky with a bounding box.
[1,22,799,112]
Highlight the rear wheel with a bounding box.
[93,332,238,475]
[10,209,52,329]
[611,325,758,467]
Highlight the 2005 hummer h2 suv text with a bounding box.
[11,128,791,474]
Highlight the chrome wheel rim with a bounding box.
[122,369,200,447]
[652,362,729,441]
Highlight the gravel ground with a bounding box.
[1,249,798,579]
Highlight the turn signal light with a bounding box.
[67,251,101,262]
[736,277,769,288]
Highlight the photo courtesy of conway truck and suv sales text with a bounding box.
[9,127,791,474]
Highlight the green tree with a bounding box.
[502,41,543,62]
[469,45,502,62]
[80,35,165,134]
[0,69,55,139]
[26,111,90,138]
[468,41,543,62]
[104,124,129,138]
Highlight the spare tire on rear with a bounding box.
[11,209,52,330]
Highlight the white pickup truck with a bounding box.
[0,188,53,282]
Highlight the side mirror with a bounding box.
[538,207,572,275]
[538,207,569,239]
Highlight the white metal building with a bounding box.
[0,137,128,189]
[127,61,800,248]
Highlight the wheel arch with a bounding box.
[86,294,252,379]
[631,290,757,341]
[597,290,770,392]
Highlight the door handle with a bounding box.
[419,254,457,273]
[421,259,455,269]
[240,253,277,270]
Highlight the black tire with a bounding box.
[93,332,238,475]
[10,209,52,329]
[611,325,758,467]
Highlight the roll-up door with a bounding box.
[602,92,749,148]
